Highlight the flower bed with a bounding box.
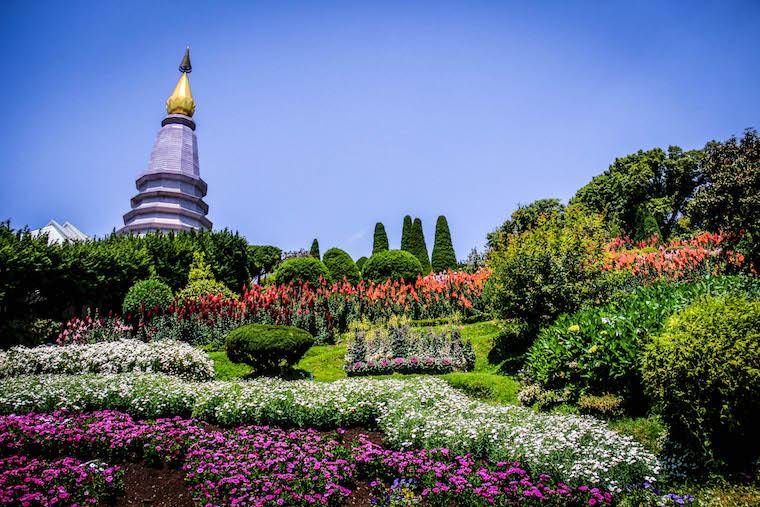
[0,374,659,489]
[0,410,613,506]
[0,339,214,381]
[0,455,122,505]
[345,322,475,376]
[60,270,490,346]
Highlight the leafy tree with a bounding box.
[487,205,617,333]
[247,245,282,284]
[431,215,457,272]
[572,147,703,240]
[687,129,760,270]
[322,248,361,284]
[409,218,431,273]
[487,199,565,248]
[400,215,413,252]
[372,223,389,254]
[310,238,320,259]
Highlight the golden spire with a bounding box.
[166,47,196,117]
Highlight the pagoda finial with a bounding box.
[166,47,196,117]
[179,46,192,73]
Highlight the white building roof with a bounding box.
[30,220,90,244]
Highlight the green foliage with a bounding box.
[247,245,281,283]
[577,394,624,419]
[525,276,760,411]
[572,147,703,240]
[643,295,760,470]
[400,215,413,252]
[0,224,249,329]
[122,279,173,317]
[409,218,431,273]
[442,372,519,405]
[272,256,331,287]
[176,252,235,302]
[226,324,314,374]
[310,238,320,259]
[355,256,368,272]
[632,205,662,242]
[431,215,457,273]
[372,223,389,255]
[487,199,565,247]
[487,205,615,331]
[687,128,760,270]
[322,248,361,284]
[361,250,423,282]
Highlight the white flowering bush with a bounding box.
[0,374,658,489]
[0,340,214,381]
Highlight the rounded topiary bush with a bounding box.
[272,256,332,287]
[323,248,361,284]
[643,296,760,470]
[122,279,173,317]
[362,250,423,282]
[356,256,368,272]
[226,324,315,374]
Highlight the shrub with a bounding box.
[577,394,625,419]
[322,248,361,284]
[122,279,173,317]
[362,250,423,282]
[226,324,314,373]
[272,256,331,287]
[175,252,235,303]
[525,276,760,411]
[487,205,617,332]
[643,296,760,470]
[400,215,413,252]
[355,256,368,272]
[310,238,320,258]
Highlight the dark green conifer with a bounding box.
[401,215,413,252]
[410,218,431,273]
[310,238,320,259]
[431,215,457,272]
[372,223,389,255]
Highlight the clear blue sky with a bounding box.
[1,1,758,259]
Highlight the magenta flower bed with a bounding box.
[0,455,122,506]
[0,411,612,506]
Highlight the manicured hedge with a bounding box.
[122,279,173,316]
[362,250,423,282]
[272,257,331,287]
[322,248,361,284]
[226,324,314,373]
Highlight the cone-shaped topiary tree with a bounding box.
[310,238,320,259]
[431,215,457,272]
[410,218,431,273]
[372,223,389,255]
[401,215,413,252]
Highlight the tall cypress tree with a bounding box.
[372,223,389,255]
[431,215,457,272]
[310,238,320,259]
[410,218,431,273]
[400,215,413,252]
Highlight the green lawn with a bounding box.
[208,320,520,404]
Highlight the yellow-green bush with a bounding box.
[643,296,760,470]
[226,324,314,374]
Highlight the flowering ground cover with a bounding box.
[0,374,659,490]
[0,410,613,506]
[0,339,214,381]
